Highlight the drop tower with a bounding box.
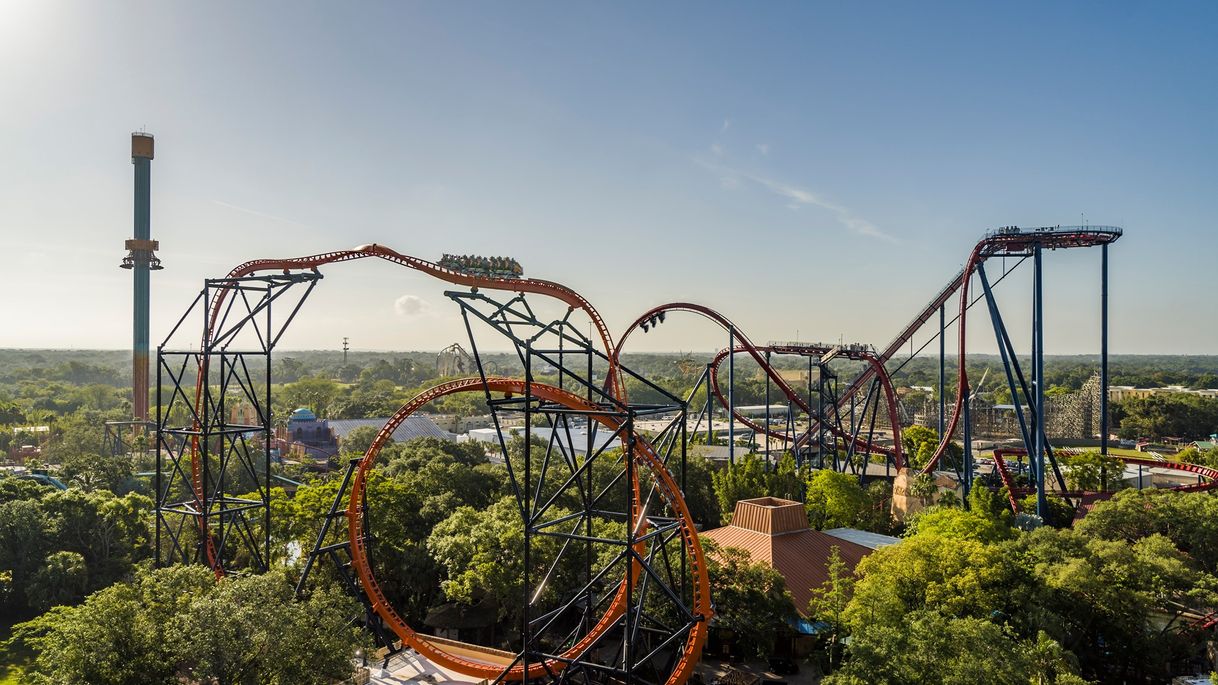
[120,132,162,421]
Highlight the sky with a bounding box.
[1,2,1215,356]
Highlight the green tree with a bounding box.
[1017,494,1076,528]
[13,566,364,685]
[386,452,504,529]
[0,476,51,504]
[43,414,134,493]
[1115,393,1218,440]
[967,480,1013,521]
[26,551,88,612]
[825,610,1082,685]
[0,497,51,613]
[175,571,366,685]
[856,480,898,534]
[1074,488,1218,574]
[428,497,527,616]
[702,539,795,659]
[339,425,385,456]
[677,452,721,528]
[766,454,804,501]
[0,487,151,614]
[807,545,854,670]
[710,452,770,518]
[426,496,610,627]
[844,533,1027,628]
[433,392,486,418]
[12,565,213,685]
[901,425,962,471]
[903,506,1014,544]
[1058,450,1121,492]
[1011,527,1218,681]
[280,377,341,418]
[386,435,492,469]
[42,489,152,588]
[804,469,866,530]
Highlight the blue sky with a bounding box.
[1,2,1215,355]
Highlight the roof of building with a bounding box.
[700,497,874,617]
[822,527,902,550]
[289,407,318,422]
[1073,491,1117,522]
[715,669,761,685]
[328,415,456,444]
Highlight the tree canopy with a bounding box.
[11,566,365,685]
[702,539,796,660]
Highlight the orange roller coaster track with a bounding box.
[187,245,621,575]
[346,377,710,685]
[163,244,709,685]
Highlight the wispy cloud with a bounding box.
[710,143,724,157]
[695,159,896,242]
[756,143,770,156]
[720,118,731,133]
[211,200,309,228]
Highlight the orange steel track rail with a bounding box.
[347,377,711,685]
[190,245,620,576]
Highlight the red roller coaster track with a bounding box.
[835,227,1125,474]
[609,303,905,467]
[706,345,903,466]
[990,447,1218,514]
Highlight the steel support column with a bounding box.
[978,264,1034,456]
[1033,245,1047,518]
[728,326,735,464]
[764,350,771,470]
[938,304,946,439]
[1101,243,1110,464]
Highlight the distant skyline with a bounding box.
[1,2,1215,355]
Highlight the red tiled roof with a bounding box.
[700,498,873,617]
[1073,490,1117,522]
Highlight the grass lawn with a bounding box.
[0,617,32,685]
[1105,446,1146,458]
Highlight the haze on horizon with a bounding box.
[1,2,1215,356]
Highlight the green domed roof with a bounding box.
[289,407,317,422]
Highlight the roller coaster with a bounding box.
[152,224,1218,684]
